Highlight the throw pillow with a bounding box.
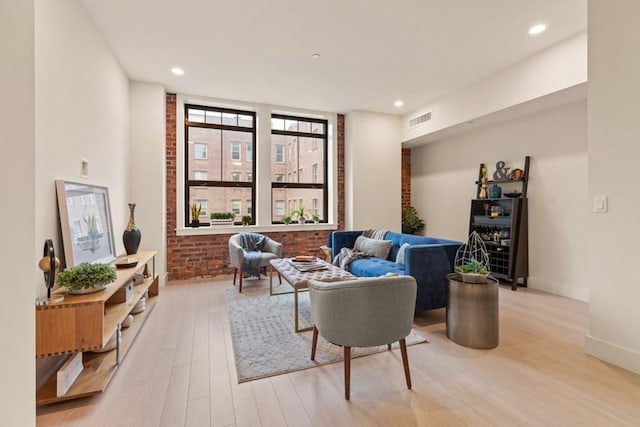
[354,235,392,259]
[395,242,411,265]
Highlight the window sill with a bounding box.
[175,223,338,236]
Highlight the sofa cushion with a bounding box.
[354,235,392,259]
[395,242,411,265]
[349,257,405,277]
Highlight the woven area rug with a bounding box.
[225,288,428,383]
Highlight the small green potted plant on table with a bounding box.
[57,262,117,294]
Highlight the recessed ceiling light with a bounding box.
[171,67,185,76]
[528,24,546,35]
[311,53,320,59]
[394,100,404,107]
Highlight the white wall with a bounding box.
[412,100,588,301]
[0,0,35,424]
[35,0,130,288]
[403,32,587,145]
[585,0,640,374]
[33,0,132,397]
[345,111,402,231]
[130,82,166,284]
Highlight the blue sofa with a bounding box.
[330,231,462,313]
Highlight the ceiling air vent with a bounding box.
[409,111,432,129]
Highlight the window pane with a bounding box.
[222,130,252,182]
[299,121,311,133]
[271,188,324,221]
[284,119,298,132]
[188,109,205,123]
[188,128,221,180]
[238,114,253,128]
[298,137,324,183]
[205,110,221,124]
[188,186,252,219]
[312,123,325,134]
[271,118,284,130]
[222,112,237,126]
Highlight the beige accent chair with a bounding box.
[308,275,417,400]
[228,233,283,292]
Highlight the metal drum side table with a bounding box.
[446,273,499,349]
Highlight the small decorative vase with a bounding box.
[479,186,488,199]
[123,203,142,255]
[489,185,502,199]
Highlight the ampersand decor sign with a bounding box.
[493,161,510,180]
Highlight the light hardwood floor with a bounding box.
[37,277,640,426]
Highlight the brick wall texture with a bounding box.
[402,148,411,210]
[165,93,345,281]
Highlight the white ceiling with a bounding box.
[81,0,587,116]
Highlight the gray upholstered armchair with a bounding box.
[308,275,417,400]
[228,233,283,292]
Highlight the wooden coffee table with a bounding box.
[269,258,354,332]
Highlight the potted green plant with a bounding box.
[210,211,235,224]
[241,215,252,226]
[291,205,309,224]
[282,215,292,225]
[401,206,425,235]
[190,203,202,226]
[57,262,117,294]
[311,213,320,224]
[453,231,491,284]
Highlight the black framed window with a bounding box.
[271,114,328,223]
[184,104,256,226]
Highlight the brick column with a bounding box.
[401,148,411,210]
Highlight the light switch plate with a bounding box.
[593,195,608,213]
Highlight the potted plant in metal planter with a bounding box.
[454,231,491,284]
[57,262,117,294]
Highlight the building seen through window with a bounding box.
[184,106,328,226]
[184,105,255,225]
[271,114,327,223]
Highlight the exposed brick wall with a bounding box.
[337,114,346,231]
[165,92,344,281]
[402,148,411,210]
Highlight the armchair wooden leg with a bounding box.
[233,268,237,286]
[344,346,351,400]
[278,272,282,285]
[399,338,412,390]
[311,326,319,360]
[239,273,243,293]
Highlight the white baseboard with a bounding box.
[585,334,640,375]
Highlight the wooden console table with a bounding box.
[35,251,159,406]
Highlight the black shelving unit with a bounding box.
[469,156,530,290]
